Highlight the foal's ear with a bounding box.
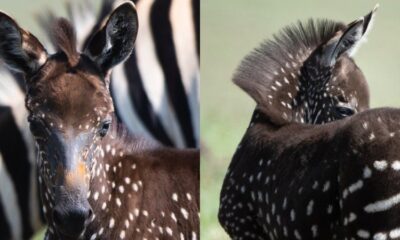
[84,1,138,75]
[0,12,47,75]
[321,5,378,67]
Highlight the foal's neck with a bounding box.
[91,118,160,188]
[85,120,158,234]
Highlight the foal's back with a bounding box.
[221,107,400,239]
[85,137,200,239]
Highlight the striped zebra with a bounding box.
[0,0,199,239]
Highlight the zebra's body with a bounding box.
[0,0,199,239]
[0,69,42,240]
[41,0,200,148]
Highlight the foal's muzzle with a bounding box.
[52,203,93,238]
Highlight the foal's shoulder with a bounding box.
[151,147,200,170]
[130,143,199,173]
[338,108,400,152]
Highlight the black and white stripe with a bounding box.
[68,0,199,148]
[122,0,199,148]
[0,0,199,238]
[0,68,43,240]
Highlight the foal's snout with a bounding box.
[53,202,93,238]
[48,141,93,237]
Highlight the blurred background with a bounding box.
[1,3,61,240]
[1,1,94,41]
[201,0,400,239]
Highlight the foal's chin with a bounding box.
[55,228,86,240]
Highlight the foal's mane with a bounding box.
[51,18,79,66]
[37,0,116,57]
[234,19,346,124]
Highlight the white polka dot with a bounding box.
[181,208,189,219]
[171,213,177,222]
[119,230,125,239]
[109,218,115,228]
[358,230,370,238]
[374,160,388,171]
[93,192,99,201]
[392,161,400,171]
[166,227,173,236]
[124,177,131,184]
[116,198,121,207]
[172,193,178,202]
[186,193,192,201]
[373,232,387,240]
[363,166,372,178]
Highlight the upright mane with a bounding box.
[51,18,79,66]
[234,19,347,125]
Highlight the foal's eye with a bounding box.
[335,106,356,118]
[99,121,111,137]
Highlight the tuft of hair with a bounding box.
[51,18,79,66]
[233,19,346,125]
[36,0,126,53]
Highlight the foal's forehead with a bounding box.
[29,55,113,119]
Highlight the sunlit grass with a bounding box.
[32,228,45,240]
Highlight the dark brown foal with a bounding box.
[0,1,199,240]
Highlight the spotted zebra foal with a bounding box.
[0,2,199,240]
[218,6,400,240]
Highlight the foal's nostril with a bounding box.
[87,208,93,220]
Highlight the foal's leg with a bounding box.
[219,172,266,240]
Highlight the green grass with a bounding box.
[200,1,400,239]
[32,228,46,240]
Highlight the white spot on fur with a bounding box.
[374,160,388,171]
[365,192,400,213]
